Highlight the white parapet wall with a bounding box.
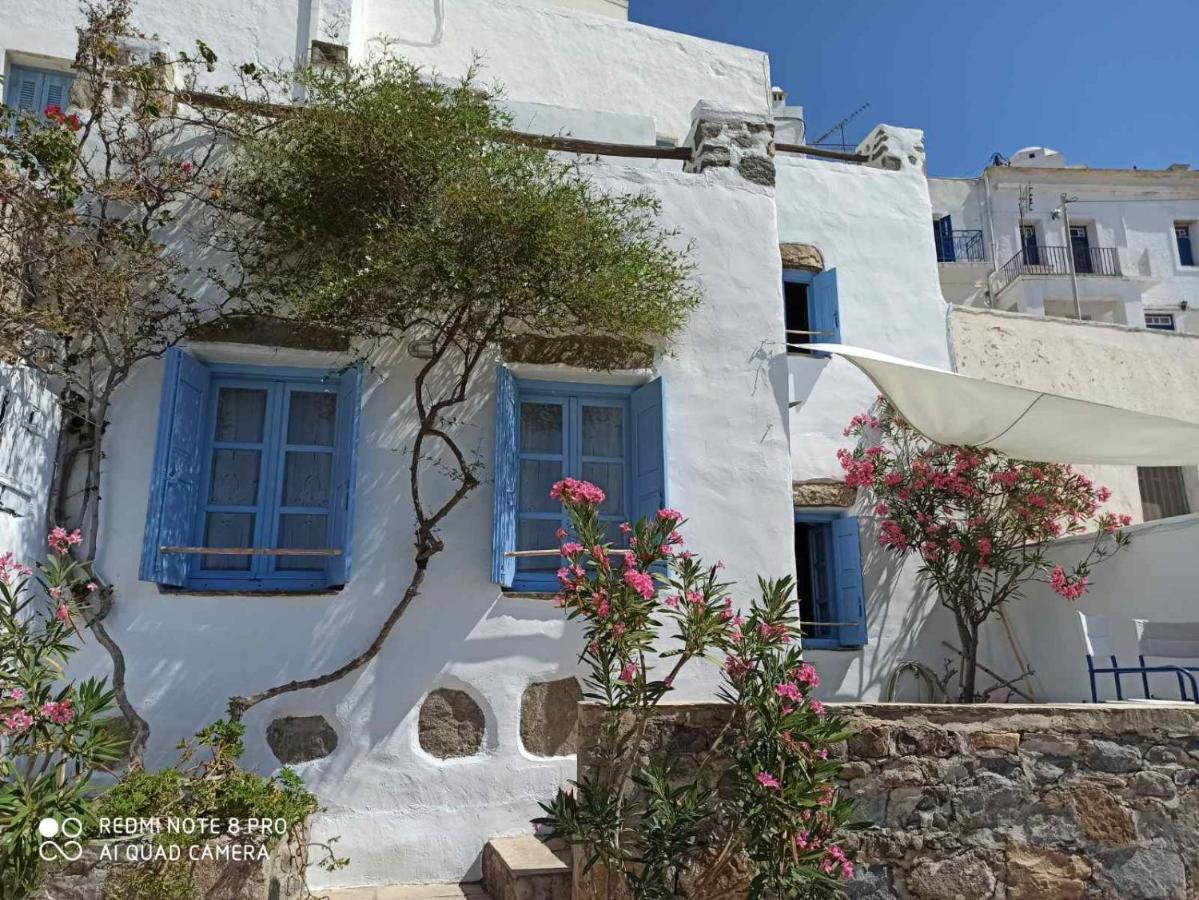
[0,363,60,566]
[949,305,1199,522]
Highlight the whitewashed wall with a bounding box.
[984,513,1199,704]
[0,363,59,565]
[70,164,791,888]
[775,141,965,703]
[949,305,1199,523]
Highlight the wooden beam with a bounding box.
[498,130,692,161]
[776,143,868,164]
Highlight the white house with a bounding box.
[4,0,1158,890]
[929,148,1199,332]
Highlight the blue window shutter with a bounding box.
[808,268,841,357]
[492,366,518,586]
[831,516,867,647]
[630,378,666,525]
[41,72,72,113]
[937,215,955,262]
[328,363,363,587]
[140,347,211,586]
[8,67,44,112]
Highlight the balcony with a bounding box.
[994,245,1121,295]
[936,229,985,263]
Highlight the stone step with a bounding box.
[326,883,492,900]
[483,835,572,900]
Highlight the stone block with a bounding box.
[419,688,485,759]
[969,731,1019,753]
[792,479,855,508]
[1093,842,1187,900]
[520,678,584,757]
[1006,846,1090,900]
[779,242,825,273]
[1063,780,1137,845]
[848,725,892,759]
[1085,739,1143,773]
[904,851,997,900]
[266,715,339,764]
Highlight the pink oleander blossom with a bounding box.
[656,508,684,524]
[618,662,637,683]
[808,699,826,716]
[1050,564,1089,601]
[756,771,781,790]
[550,478,606,507]
[41,700,74,725]
[55,603,70,623]
[7,688,25,701]
[775,682,803,702]
[560,541,584,557]
[0,552,33,585]
[48,526,82,556]
[2,709,34,732]
[623,568,655,600]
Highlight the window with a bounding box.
[140,348,362,591]
[1176,223,1195,267]
[1020,225,1041,266]
[794,514,866,649]
[1145,313,1176,331]
[1138,467,1191,521]
[4,64,74,120]
[492,372,665,592]
[933,215,955,262]
[783,268,840,356]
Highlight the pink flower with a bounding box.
[977,537,993,556]
[0,552,33,585]
[2,709,34,732]
[756,771,781,790]
[656,508,684,524]
[55,603,70,623]
[48,526,82,556]
[619,662,637,683]
[49,586,63,599]
[41,700,74,725]
[86,582,98,592]
[623,568,655,600]
[550,478,606,508]
[560,541,584,557]
[7,688,25,701]
[776,682,803,702]
[1050,564,1089,601]
[595,598,611,619]
[612,622,626,637]
[791,663,820,687]
[809,699,826,716]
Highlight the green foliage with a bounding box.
[226,54,700,358]
[540,485,860,899]
[0,535,123,898]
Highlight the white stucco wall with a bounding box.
[930,167,1199,332]
[949,305,1199,523]
[0,363,59,564]
[72,164,791,888]
[983,513,1199,704]
[362,0,771,143]
[774,143,964,703]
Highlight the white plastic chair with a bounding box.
[1078,611,1199,703]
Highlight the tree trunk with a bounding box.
[956,615,979,703]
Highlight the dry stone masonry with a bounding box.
[576,702,1199,900]
[683,101,775,187]
[266,714,339,764]
[521,677,585,757]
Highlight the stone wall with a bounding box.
[576,702,1199,900]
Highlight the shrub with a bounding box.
[0,529,123,897]
[541,481,860,899]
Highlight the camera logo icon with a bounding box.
[38,817,84,861]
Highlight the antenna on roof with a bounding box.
[811,102,870,152]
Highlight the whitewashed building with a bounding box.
[929,148,1199,332]
[8,0,1182,890]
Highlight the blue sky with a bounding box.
[630,0,1199,177]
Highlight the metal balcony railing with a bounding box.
[936,229,985,263]
[993,245,1121,294]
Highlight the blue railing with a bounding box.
[936,229,985,263]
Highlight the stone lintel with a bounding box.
[793,479,855,508]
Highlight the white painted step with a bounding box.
[325,884,492,900]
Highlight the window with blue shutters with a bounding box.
[933,215,955,262]
[783,268,840,357]
[1176,223,1195,267]
[5,64,74,122]
[492,373,665,592]
[794,513,866,649]
[140,349,361,591]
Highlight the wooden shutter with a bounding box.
[9,67,43,112]
[808,268,841,357]
[327,362,363,586]
[492,366,518,586]
[139,347,212,586]
[937,215,955,262]
[41,72,72,113]
[831,516,867,647]
[630,378,666,525]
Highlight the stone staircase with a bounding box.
[325,834,570,900]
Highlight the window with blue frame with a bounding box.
[783,268,840,357]
[492,371,665,592]
[4,64,74,121]
[140,348,362,591]
[1176,223,1195,267]
[794,513,866,649]
[933,215,955,262]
